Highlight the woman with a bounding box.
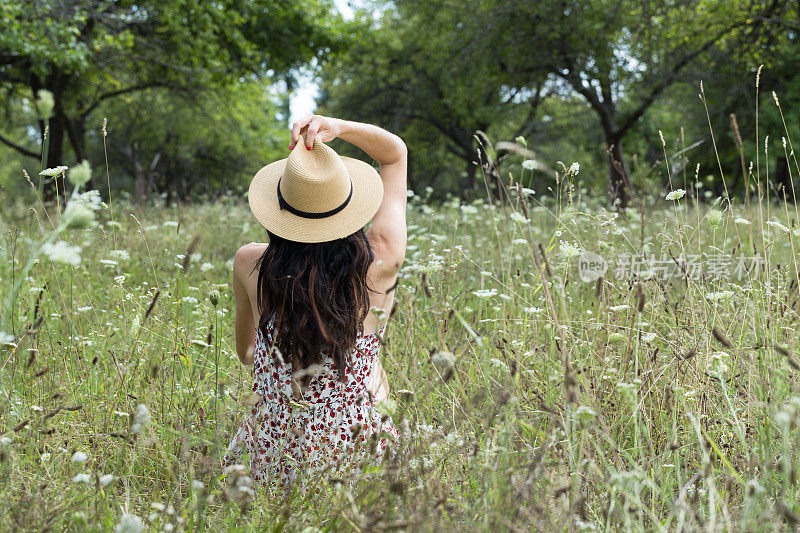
[222,115,407,492]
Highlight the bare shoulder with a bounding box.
[233,242,267,280]
[367,233,404,293]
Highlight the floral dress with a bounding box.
[222,317,398,492]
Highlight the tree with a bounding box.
[317,1,548,197]
[476,0,791,205]
[96,81,288,201]
[0,0,344,196]
[321,0,793,205]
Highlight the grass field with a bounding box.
[3,167,800,531]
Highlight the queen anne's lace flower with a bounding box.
[68,160,92,187]
[42,241,81,266]
[39,166,68,177]
[665,189,686,201]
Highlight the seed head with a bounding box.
[68,160,92,188]
[431,350,456,374]
[130,404,152,434]
[35,90,54,120]
[114,513,145,533]
[208,289,221,307]
[706,209,723,230]
[63,201,97,230]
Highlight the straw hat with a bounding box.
[248,131,384,243]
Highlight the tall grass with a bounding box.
[2,87,800,532]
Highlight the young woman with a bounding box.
[222,115,407,492]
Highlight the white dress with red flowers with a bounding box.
[223,317,398,491]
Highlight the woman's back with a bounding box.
[223,316,397,490]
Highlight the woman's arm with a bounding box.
[233,246,256,365]
[290,116,408,283]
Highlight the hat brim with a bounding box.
[248,155,383,243]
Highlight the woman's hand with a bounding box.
[290,114,344,149]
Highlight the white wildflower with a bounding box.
[707,351,730,378]
[67,160,92,188]
[473,289,498,298]
[0,436,12,446]
[706,291,734,301]
[115,513,145,533]
[42,241,81,266]
[489,358,509,371]
[62,201,96,230]
[523,306,543,314]
[40,452,51,462]
[510,212,529,223]
[200,262,214,272]
[574,405,596,422]
[39,166,68,177]
[72,473,92,484]
[766,220,790,233]
[130,315,140,337]
[522,160,537,171]
[665,189,686,201]
[559,241,582,259]
[73,189,102,210]
[609,304,631,312]
[568,162,580,174]
[109,249,130,261]
[99,474,115,487]
[445,432,464,447]
[114,275,126,285]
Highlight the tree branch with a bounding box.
[79,82,171,119]
[0,132,39,159]
[615,21,749,137]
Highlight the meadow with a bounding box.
[3,159,800,531]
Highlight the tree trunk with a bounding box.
[604,135,633,207]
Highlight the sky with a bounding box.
[287,0,357,125]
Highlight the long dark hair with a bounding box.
[255,229,375,383]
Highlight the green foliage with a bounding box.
[319,0,799,203]
[93,80,289,198]
[0,0,346,194]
